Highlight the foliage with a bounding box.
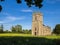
[11,25,22,33]
[11,25,31,34]
[0,24,3,33]
[24,0,43,8]
[0,0,4,12]
[0,0,4,1]
[0,0,43,12]
[15,25,22,32]
[3,30,11,33]
[16,0,21,4]
[53,24,60,34]
[22,29,31,34]
[11,26,16,33]
[0,5,2,12]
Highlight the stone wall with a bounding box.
[32,12,51,36]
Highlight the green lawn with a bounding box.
[0,33,60,39]
[0,33,60,45]
[0,33,32,37]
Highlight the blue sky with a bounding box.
[0,0,60,31]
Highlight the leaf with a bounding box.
[0,5,2,12]
[0,0,5,2]
[16,0,21,4]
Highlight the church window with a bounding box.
[34,27,37,36]
[35,32,37,36]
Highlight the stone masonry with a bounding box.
[32,12,51,36]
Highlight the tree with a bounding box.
[0,0,5,12]
[15,25,22,33]
[22,29,31,34]
[0,24,3,33]
[0,0,4,1]
[11,25,22,33]
[0,0,43,12]
[53,24,60,35]
[4,30,11,33]
[0,5,2,12]
[29,29,31,34]
[23,29,28,34]
[11,26,16,32]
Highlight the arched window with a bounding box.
[35,16,37,20]
[34,27,37,36]
[35,32,37,36]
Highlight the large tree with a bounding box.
[11,25,22,33]
[53,24,60,35]
[15,25,22,32]
[0,0,43,12]
[0,24,3,33]
[11,26,16,32]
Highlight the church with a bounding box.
[32,12,51,36]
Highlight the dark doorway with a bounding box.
[35,32,37,36]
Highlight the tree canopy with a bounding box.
[53,24,60,35]
[11,25,22,33]
[0,0,43,12]
[0,24,3,33]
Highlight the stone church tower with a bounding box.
[32,12,51,36]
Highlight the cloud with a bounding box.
[0,12,26,24]
[0,16,26,24]
[21,9,33,12]
[7,16,25,21]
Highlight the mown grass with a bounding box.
[0,33,60,45]
[0,33,32,37]
[0,33,60,39]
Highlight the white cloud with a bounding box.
[0,16,26,24]
[21,9,33,12]
[0,12,26,23]
[7,16,19,21]
[7,16,25,21]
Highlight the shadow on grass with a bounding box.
[0,36,60,45]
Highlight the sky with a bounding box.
[0,0,60,31]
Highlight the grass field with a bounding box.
[0,33,60,39]
[0,33,32,37]
[0,33,60,45]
